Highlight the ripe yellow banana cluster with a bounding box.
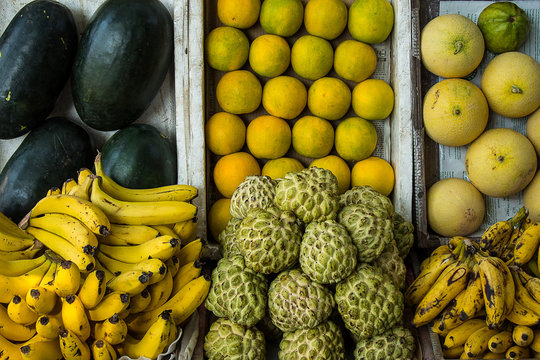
[0,153,211,360]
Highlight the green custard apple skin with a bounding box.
[299,220,357,284]
[477,2,530,54]
[338,203,394,262]
[335,263,404,340]
[372,241,407,291]
[279,321,345,360]
[205,256,268,327]
[339,186,394,217]
[218,217,243,258]
[230,175,277,219]
[393,212,415,258]
[354,326,416,360]
[204,318,266,360]
[237,207,302,274]
[274,167,340,223]
[268,269,335,332]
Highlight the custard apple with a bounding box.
[274,167,339,223]
[278,321,345,360]
[218,217,243,258]
[372,241,407,291]
[337,203,393,262]
[299,220,357,284]
[393,212,414,258]
[335,263,404,340]
[230,175,277,219]
[339,186,394,218]
[205,256,267,327]
[204,318,266,360]
[237,207,302,274]
[354,326,416,360]
[268,269,335,332]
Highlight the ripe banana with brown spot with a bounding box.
[515,267,540,303]
[107,269,150,296]
[488,330,514,354]
[458,264,484,321]
[26,286,57,315]
[463,326,500,358]
[0,243,42,261]
[93,313,127,345]
[87,291,130,322]
[77,269,106,309]
[0,258,51,303]
[531,328,540,353]
[19,335,63,360]
[0,333,22,360]
[7,294,38,325]
[91,339,117,360]
[61,178,78,195]
[98,235,179,264]
[90,176,198,225]
[172,259,203,295]
[61,294,91,341]
[476,255,507,329]
[166,255,180,277]
[35,313,62,339]
[77,168,94,185]
[67,173,93,201]
[177,237,206,266]
[144,267,173,312]
[96,252,167,284]
[173,218,198,244]
[0,303,36,342]
[152,224,178,238]
[0,211,31,237]
[506,345,530,359]
[25,226,95,272]
[0,223,34,252]
[59,328,91,360]
[513,325,534,346]
[442,344,464,359]
[54,260,81,297]
[46,187,61,196]
[479,206,527,251]
[28,213,98,254]
[506,299,540,326]
[514,222,540,266]
[38,261,57,292]
[107,223,159,245]
[512,267,540,318]
[490,256,515,315]
[413,252,472,327]
[0,253,47,276]
[95,152,198,202]
[129,287,152,313]
[28,193,110,236]
[443,318,486,350]
[430,285,468,333]
[127,274,211,334]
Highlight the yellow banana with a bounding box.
[0,211,32,237]
[405,249,457,305]
[420,245,452,269]
[93,314,127,345]
[515,267,540,303]
[531,328,540,353]
[118,310,175,359]
[0,259,51,303]
[87,291,130,322]
[433,288,470,333]
[25,226,95,272]
[506,299,540,326]
[477,255,507,329]
[91,339,117,360]
[431,315,452,337]
[0,253,47,276]
[166,255,180,277]
[26,286,57,315]
[144,267,173,312]
[46,187,61,196]
[443,345,464,359]
[0,225,34,252]
[67,174,93,201]
[177,237,206,266]
[0,303,36,342]
[95,252,167,284]
[127,274,211,334]
[94,257,115,284]
[513,325,534,346]
[413,253,472,327]
[0,242,43,261]
[106,269,151,296]
[98,234,131,246]
[488,330,514,354]
[479,206,527,251]
[35,313,62,340]
[483,351,506,359]
[61,294,91,341]
[95,152,198,202]
[506,345,530,359]
[515,222,540,266]
[77,269,106,309]
[464,326,500,358]
[173,218,198,244]
[129,287,152,313]
[58,328,91,360]
[443,318,486,350]
[54,260,81,298]
[108,223,159,245]
[61,178,78,195]
[19,335,63,360]
[28,194,110,236]
[458,264,485,321]
[38,261,57,292]
[28,213,98,254]
[490,256,515,316]
[151,224,178,238]
[0,333,23,360]
[98,235,179,263]
[7,294,38,325]
[90,176,198,225]
[77,168,94,185]
[172,260,204,296]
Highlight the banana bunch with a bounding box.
[0,153,211,360]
